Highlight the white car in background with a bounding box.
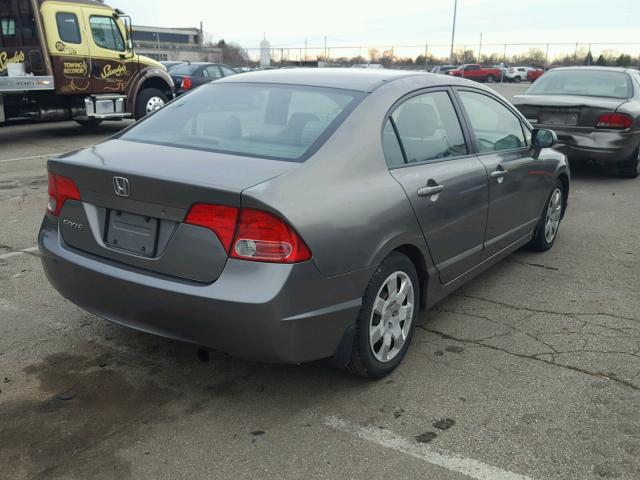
[505,66,534,83]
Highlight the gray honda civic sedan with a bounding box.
[39,69,569,377]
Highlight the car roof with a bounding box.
[215,67,473,92]
[549,66,638,74]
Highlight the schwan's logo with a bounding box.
[112,176,130,197]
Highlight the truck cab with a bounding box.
[0,0,174,125]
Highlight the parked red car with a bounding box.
[448,64,503,83]
[527,69,545,82]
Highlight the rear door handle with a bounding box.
[417,184,444,197]
[490,167,508,183]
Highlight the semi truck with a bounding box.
[0,0,174,126]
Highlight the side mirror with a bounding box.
[532,128,557,149]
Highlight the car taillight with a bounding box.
[231,208,311,263]
[185,203,239,252]
[47,172,80,216]
[184,204,311,263]
[180,76,192,90]
[595,113,633,130]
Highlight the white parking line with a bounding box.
[0,246,39,261]
[0,152,63,164]
[323,416,534,480]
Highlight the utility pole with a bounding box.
[304,38,307,61]
[478,32,483,63]
[324,36,327,61]
[449,0,458,63]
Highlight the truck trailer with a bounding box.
[0,0,174,125]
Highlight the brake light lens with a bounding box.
[180,76,192,90]
[595,113,633,130]
[231,208,311,263]
[184,204,311,263]
[47,172,81,216]
[184,204,239,252]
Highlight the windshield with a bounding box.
[526,70,633,99]
[120,83,362,161]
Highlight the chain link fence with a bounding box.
[239,42,640,70]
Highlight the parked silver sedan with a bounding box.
[39,69,569,377]
[513,67,640,178]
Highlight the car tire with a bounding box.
[528,179,564,252]
[75,118,103,127]
[346,252,419,378]
[616,147,640,179]
[135,88,169,120]
[513,76,521,83]
[486,74,495,83]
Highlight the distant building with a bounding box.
[132,25,222,63]
[260,36,271,67]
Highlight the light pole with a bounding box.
[449,0,458,64]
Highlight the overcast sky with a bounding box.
[119,0,639,55]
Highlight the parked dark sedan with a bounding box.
[39,69,569,377]
[513,67,640,178]
[169,62,238,96]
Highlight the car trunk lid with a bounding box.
[49,139,295,283]
[514,95,628,128]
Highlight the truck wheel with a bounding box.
[135,88,168,120]
[75,118,103,127]
[486,74,495,83]
[513,76,522,83]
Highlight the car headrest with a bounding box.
[395,102,438,137]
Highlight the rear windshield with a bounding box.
[169,64,200,75]
[121,83,362,161]
[526,70,633,99]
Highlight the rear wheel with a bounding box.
[75,118,103,127]
[513,75,522,83]
[135,88,168,120]
[346,252,419,378]
[486,74,495,83]
[616,148,640,179]
[528,180,564,251]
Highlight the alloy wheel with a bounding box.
[544,188,563,243]
[369,271,414,363]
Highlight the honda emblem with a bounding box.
[113,176,130,197]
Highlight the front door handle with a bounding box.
[417,183,444,198]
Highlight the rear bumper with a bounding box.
[39,214,371,364]
[545,125,640,163]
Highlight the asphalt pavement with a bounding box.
[0,83,639,480]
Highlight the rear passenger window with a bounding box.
[382,120,405,168]
[458,90,526,153]
[56,12,81,44]
[391,91,468,164]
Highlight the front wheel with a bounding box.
[528,180,564,252]
[486,74,495,83]
[345,252,419,378]
[135,88,168,120]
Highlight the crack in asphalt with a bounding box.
[508,258,560,271]
[418,325,640,392]
[452,293,640,324]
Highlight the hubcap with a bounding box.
[145,96,165,114]
[544,188,563,243]
[369,271,414,363]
